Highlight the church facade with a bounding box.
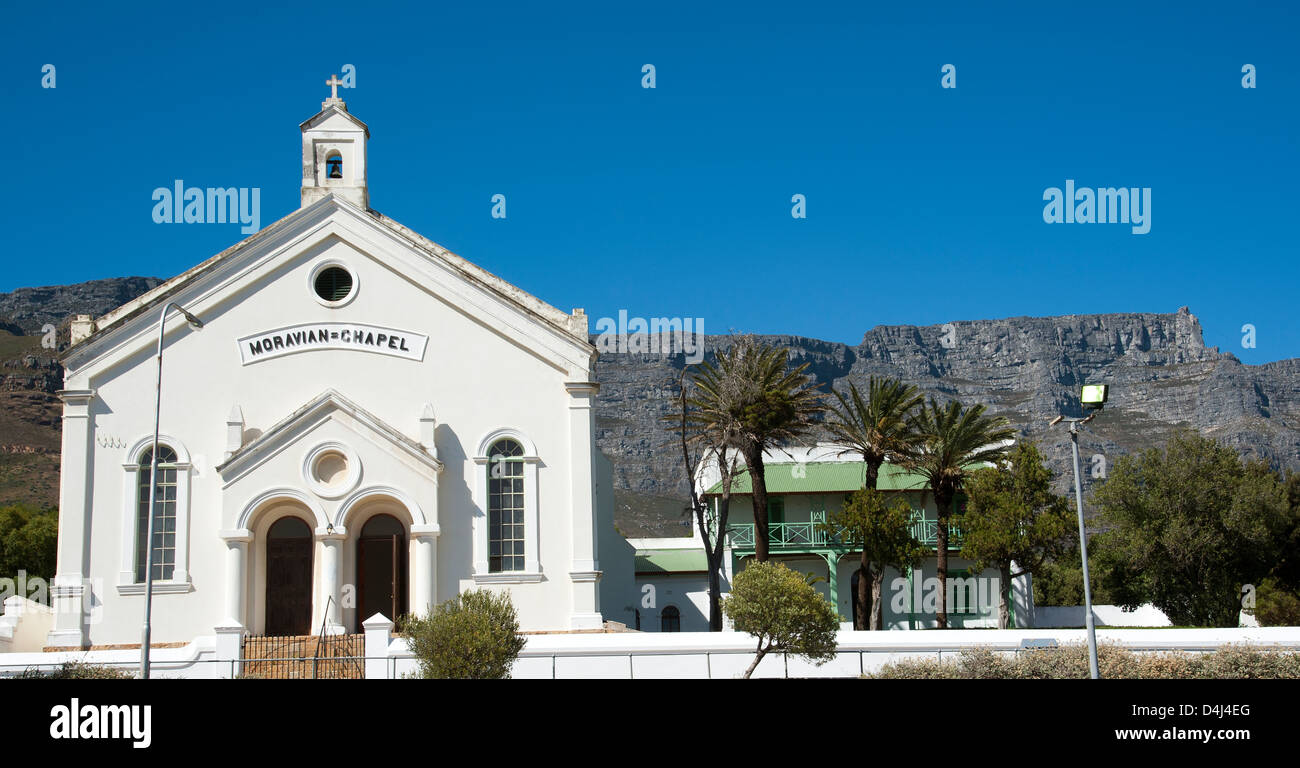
[47,87,633,649]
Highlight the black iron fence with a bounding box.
[239,633,364,679]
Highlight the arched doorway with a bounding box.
[356,514,407,631]
[265,517,313,635]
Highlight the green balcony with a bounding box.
[726,519,831,550]
[907,513,966,548]
[725,511,964,552]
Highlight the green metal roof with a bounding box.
[703,462,931,495]
[635,548,709,573]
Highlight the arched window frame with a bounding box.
[117,435,193,595]
[661,605,681,632]
[471,428,541,583]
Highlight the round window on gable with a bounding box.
[314,266,353,303]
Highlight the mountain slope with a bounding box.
[1,279,1296,536]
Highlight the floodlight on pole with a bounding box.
[1081,384,1108,409]
[140,302,202,680]
[1048,384,1107,680]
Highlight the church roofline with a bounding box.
[366,208,580,335]
[67,194,593,368]
[215,388,443,477]
[299,102,369,135]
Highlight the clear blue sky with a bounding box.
[3,1,1297,363]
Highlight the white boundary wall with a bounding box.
[1033,604,1174,628]
[1032,604,1260,628]
[0,635,222,678]
[378,624,1300,679]
[3,624,1297,679]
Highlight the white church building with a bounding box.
[46,85,634,649]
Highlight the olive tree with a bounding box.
[401,589,526,679]
[722,561,840,678]
[1093,431,1292,627]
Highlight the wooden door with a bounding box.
[357,515,407,631]
[265,517,313,635]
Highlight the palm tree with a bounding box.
[824,377,923,629]
[906,396,1015,628]
[688,336,824,562]
[673,367,741,630]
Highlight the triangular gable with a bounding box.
[216,388,441,482]
[299,103,369,135]
[65,194,595,378]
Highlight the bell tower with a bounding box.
[300,75,370,210]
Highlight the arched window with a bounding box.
[135,444,179,583]
[473,429,540,583]
[488,439,525,572]
[661,605,681,632]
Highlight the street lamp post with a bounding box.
[140,302,203,679]
[1049,384,1108,680]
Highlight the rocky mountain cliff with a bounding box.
[2,279,1297,536]
[596,310,1300,535]
[0,277,163,334]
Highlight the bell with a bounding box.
[327,160,343,179]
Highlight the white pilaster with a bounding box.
[410,524,439,617]
[318,530,346,634]
[419,403,437,459]
[362,613,394,680]
[219,530,252,628]
[565,381,603,630]
[224,405,244,460]
[213,623,246,679]
[47,389,95,648]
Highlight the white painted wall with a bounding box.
[0,597,53,653]
[1030,603,1260,628]
[633,573,712,632]
[52,195,608,646]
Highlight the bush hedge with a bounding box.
[869,643,1300,679]
[401,589,526,679]
[7,662,134,679]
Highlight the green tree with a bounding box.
[824,377,923,628]
[961,442,1073,628]
[1092,431,1292,627]
[1250,577,1300,626]
[1031,543,1115,607]
[0,504,58,589]
[1247,472,1300,624]
[905,397,1014,628]
[685,336,823,562]
[722,561,840,678]
[821,488,927,629]
[401,589,526,679]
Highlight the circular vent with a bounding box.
[314,266,353,303]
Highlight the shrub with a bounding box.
[402,589,526,679]
[867,643,1300,679]
[869,656,965,679]
[1250,578,1300,626]
[722,561,840,678]
[8,662,133,679]
[1195,644,1300,679]
[950,647,1017,679]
